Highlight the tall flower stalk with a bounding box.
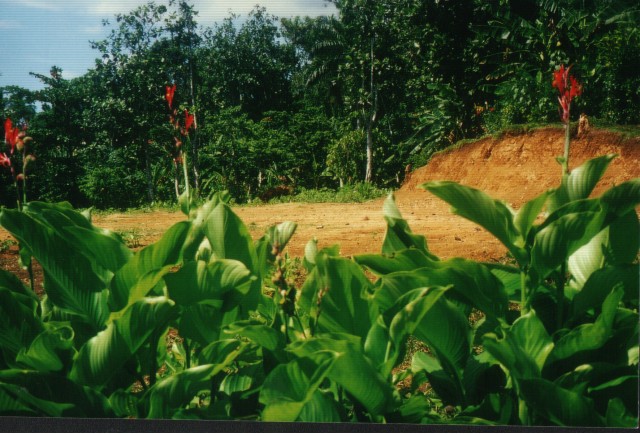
[165,84,196,206]
[3,118,35,210]
[552,65,582,176]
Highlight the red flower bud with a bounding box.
[184,110,195,132]
[0,153,10,167]
[165,84,176,109]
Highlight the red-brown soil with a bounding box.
[1,127,639,287]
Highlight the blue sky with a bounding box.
[0,0,336,91]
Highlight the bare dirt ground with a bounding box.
[2,127,639,285]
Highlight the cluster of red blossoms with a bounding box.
[2,118,34,180]
[552,65,582,123]
[165,84,195,164]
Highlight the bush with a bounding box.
[80,165,147,209]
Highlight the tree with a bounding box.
[90,2,171,204]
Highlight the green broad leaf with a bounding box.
[16,324,75,373]
[70,297,176,388]
[606,398,638,428]
[164,259,256,345]
[550,287,623,362]
[531,208,604,280]
[599,179,640,220]
[514,190,551,242]
[110,221,191,312]
[146,350,241,419]
[377,259,508,322]
[483,310,553,380]
[0,382,71,417]
[0,208,110,328]
[387,287,462,365]
[303,238,319,271]
[386,394,433,424]
[22,201,90,229]
[364,316,393,375]
[224,321,285,353]
[203,203,261,310]
[288,337,394,416]
[567,226,608,290]
[549,154,617,213]
[109,390,138,418]
[265,221,298,253]
[572,264,639,316]
[0,288,44,360]
[57,225,131,274]
[355,248,436,276]
[165,259,255,306]
[381,193,436,258]
[204,202,258,273]
[297,390,342,423]
[519,378,603,426]
[0,267,38,302]
[174,303,224,346]
[569,211,639,290]
[394,288,471,406]
[180,198,220,260]
[219,360,264,398]
[411,351,461,405]
[260,355,336,422]
[255,221,298,280]
[607,211,640,265]
[198,339,244,365]
[22,203,130,276]
[411,297,472,386]
[481,263,521,300]
[0,370,113,417]
[313,256,375,338]
[422,181,527,264]
[462,354,507,405]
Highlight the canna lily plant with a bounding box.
[552,64,582,175]
[2,118,35,210]
[164,84,196,211]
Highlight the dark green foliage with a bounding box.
[2,0,638,208]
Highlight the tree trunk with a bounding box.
[143,140,155,203]
[189,58,200,195]
[365,120,373,183]
[364,36,377,184]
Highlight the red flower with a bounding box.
[184,110,195,132]
[165,84,176,109]
[4,118,20,152]
[552,65,581,123]
[0,153,10,167]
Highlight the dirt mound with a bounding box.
[399,127,640,207]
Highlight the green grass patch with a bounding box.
[264,182,389,204]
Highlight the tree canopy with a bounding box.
[1,0,638,208]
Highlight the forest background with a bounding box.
[1,0,639,208]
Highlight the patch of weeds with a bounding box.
[116,228,143,248]
[267,183,388,204]
[0,238,18,253]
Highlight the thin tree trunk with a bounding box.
[144,140,155,203]
[189,58,200,194]
[364,35,377,183]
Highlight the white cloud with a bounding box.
[69,0,335,23]
[0,19,22,29]
[80,25,107,35]
[13,0,60,11]
[197,0,337,22]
